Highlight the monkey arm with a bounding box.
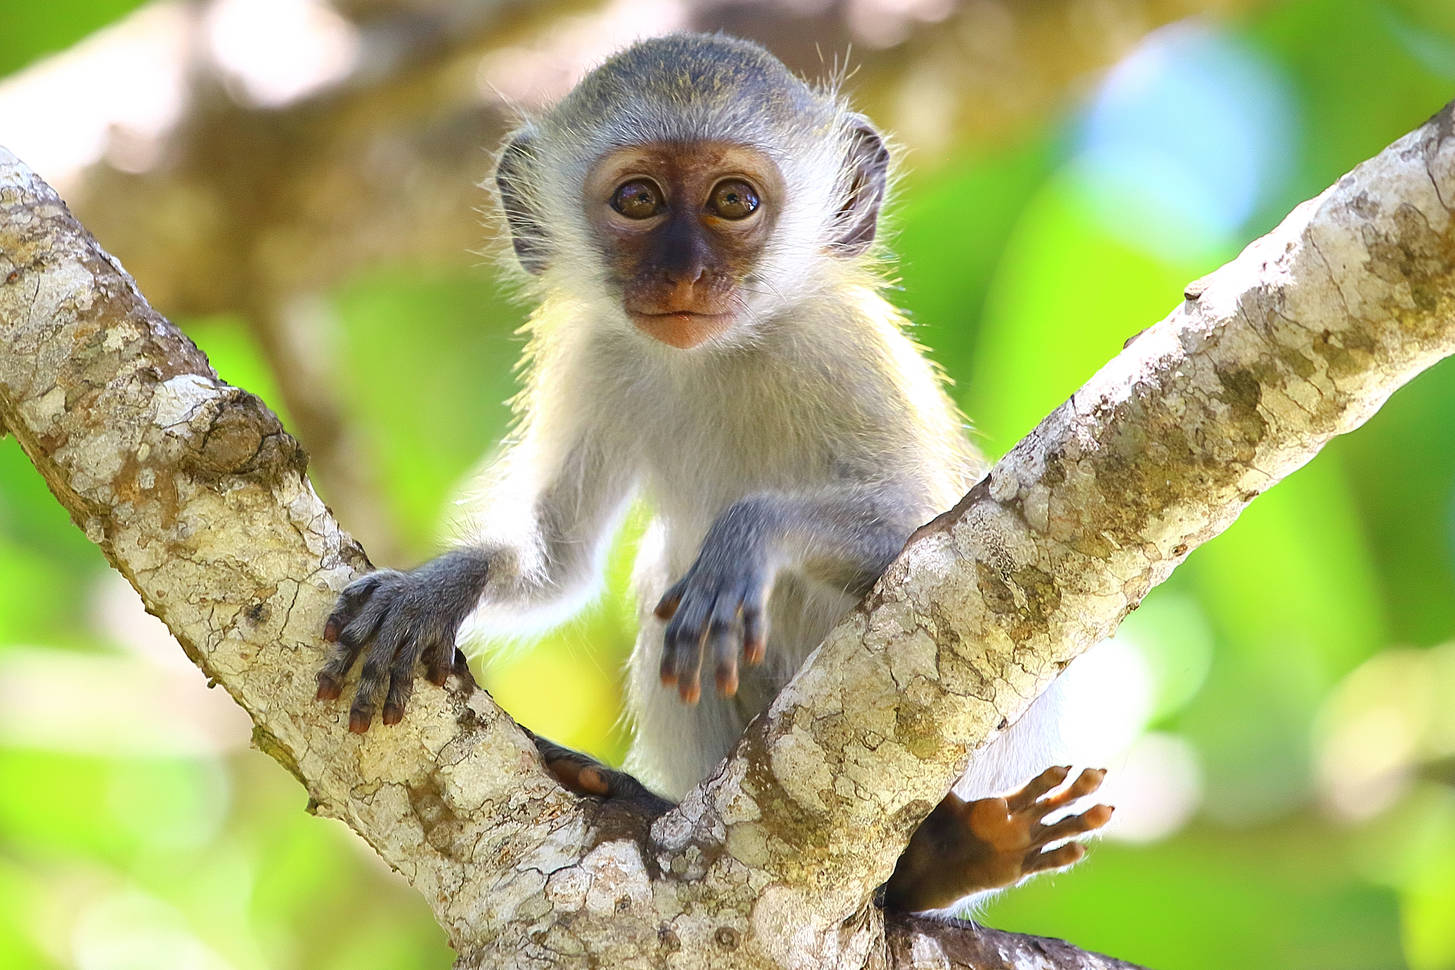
[316,431,636,731]
[655,485,919,700]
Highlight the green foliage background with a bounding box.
[2,2,1454,968]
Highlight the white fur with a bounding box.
[458,35,1095,914]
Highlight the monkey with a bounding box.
[315,32,1112,913]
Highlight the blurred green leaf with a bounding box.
[333,270,525,557]
[983,824,1404,970]
[0,0,150,75]
[963,170,1222,458]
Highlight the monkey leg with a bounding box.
[527,730,674,817]
[882,766,1113,913]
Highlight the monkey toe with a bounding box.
[1036,802,1114,845]
[1003,765,1072,812]
[1023,841,1086,877]
[530,733,670,813]
[885,768,1114,911]
[1053,767,1107,805]
[422,642,453,686]
[546,757,611,798]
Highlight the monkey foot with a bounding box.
[883,766,1114,912]
[530,731,674,817]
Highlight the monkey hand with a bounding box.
[882,766,1113,912]
[653,526,772,703]
[315,549,489,732]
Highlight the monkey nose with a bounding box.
[663,264,708,286]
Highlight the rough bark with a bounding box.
[2,97,1454,968]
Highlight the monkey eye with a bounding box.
[610,178,665,219]
[707,179,760,220]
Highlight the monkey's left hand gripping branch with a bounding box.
[0,145,598,953]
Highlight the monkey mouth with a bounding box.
[628,309,737,349]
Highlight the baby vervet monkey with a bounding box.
[316,32,1111,912]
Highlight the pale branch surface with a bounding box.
[672,100,1455,963]
[2,97,1453,969]
[0,144,597,958]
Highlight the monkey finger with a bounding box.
[575,764,612,797]
[382,640,421,726]
[672,619,708,705]
[657,654,678,688]
[741,596,768,666]
[678,640,705,705]
[348,695,376,733]
[322,573,387,641]
[316,596,390,700]
[549,758,610,798]
[654,579,687,620]
[662,592,711,695]
[315,639,362,700]
[348,610,411,732]
[422,640,454,686]
[1004,765,1072,812]
[709,623,740,696]
[708,591,745,695]
[532,734,612,798]
[382,672,413,725]
[323,592,395,675]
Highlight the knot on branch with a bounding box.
[178,383,308,484]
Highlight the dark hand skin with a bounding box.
[653,504,773,702]
[316,549,489,731]
[883,766,1114,912]
[652,490,910,705]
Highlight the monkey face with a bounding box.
[582,141,784,349]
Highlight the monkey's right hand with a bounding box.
[315,549,489,733]
[652,515,773,704]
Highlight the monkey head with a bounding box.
[493,34,891,350]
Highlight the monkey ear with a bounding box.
[832,117,890,256]
[495,129,549,274]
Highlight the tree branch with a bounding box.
[0,143,594,955]
[674,101,1455,943]
[676,101,1455,933]
[2,100,1453,968]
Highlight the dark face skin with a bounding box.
[584,141,784,349]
